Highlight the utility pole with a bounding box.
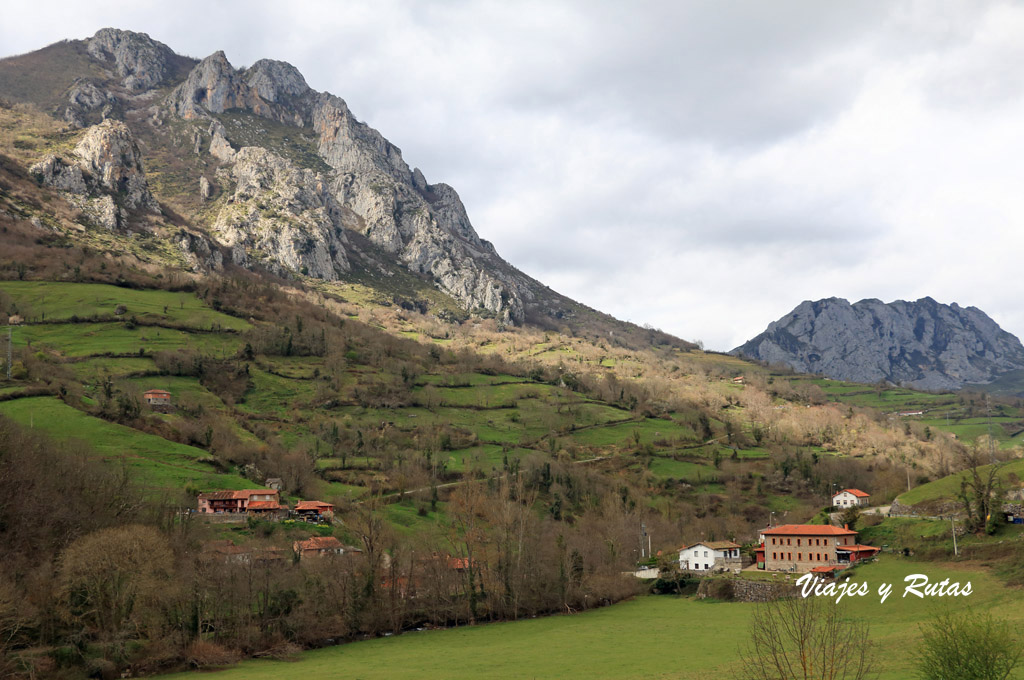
[5,326,11,380]
[951,518,958,557]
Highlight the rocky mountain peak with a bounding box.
[245,59,310,102]
[86,28,176,92]
[169,52,311,127]
[734,297,1024,391]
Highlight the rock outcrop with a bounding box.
[211,146,351,280]
[63,79,115,128]
[733,297,1024,391]
[31,119,159,230]
[169,50,528,322]
[168,52,309,126]
[74,120,160,213]
[86,28,177,92]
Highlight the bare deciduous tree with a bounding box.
[737,595,877,680]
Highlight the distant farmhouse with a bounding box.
[292,536,362,559]
[195,489,336,524]
[755,524,878,573]
[143,388,172,408]
[832,488,871,507]
[197,489,282,515]
[294,500,334,523]
[678,541,742,573]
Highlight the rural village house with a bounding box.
[678,541,742,573]
[294,500,334,522]
[832,488,871,507]
[143,389,171,406]
[292,536,361,559]
[756,524,879,573]
[197,489,281,514]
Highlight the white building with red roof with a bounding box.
[678,541,742,573]
[832,488,871,507]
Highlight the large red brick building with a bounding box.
[755,524,879,573]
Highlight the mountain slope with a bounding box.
[732,297,1024,391]
[0,28,689,350]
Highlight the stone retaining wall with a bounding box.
[697,577,798,603]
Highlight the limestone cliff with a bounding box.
[31,119,159,230]
[167,47,527,322]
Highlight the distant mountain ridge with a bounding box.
[732,297,1024,391]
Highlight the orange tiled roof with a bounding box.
[247,500,281,510]
[841,489,870,498]
[761,524,857,536]
[199,489,279,501]
[295,500,333,511]
[837,544,879,553]
[295,536,342,551]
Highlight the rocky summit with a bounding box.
[732,297,1024,391]
[2,27,680,340]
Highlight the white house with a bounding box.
[679,541,742,573]
[832,488,870,507]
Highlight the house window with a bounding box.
[787,552,792,560]
[797,539,801,546]
[787,538,791,546]
[704,550,708,557]
[798,553,802,561]
[772,552,776,560]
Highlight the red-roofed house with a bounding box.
[197,489,280,514]
[143,389,171,407]
[294,500,334,523]
[758,524,878,573]
[293,536,344,558]
[832,489,871,507]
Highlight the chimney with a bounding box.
[844,523,849,530]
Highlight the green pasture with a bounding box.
[568,417,697,448]
[238,367,318,415]
[645,457,718,482]
[0,396,252,492]
[899,457,1024,506]
[0,281,249,330]
[417,373,526,387]
[159,558,1022,680]
[67,356,158,382]
[11,322,241,357]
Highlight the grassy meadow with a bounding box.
[0,396,252,491]
[159,557,1023,680]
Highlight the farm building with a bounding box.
[758,524,878,573]
[832,488,871,507]
[143,389,172,406]
[294,500,334,522]
[293,536,347,559]
[197,489,280,514]
[678,541,742,573]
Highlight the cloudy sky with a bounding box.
[4,0,1024,350]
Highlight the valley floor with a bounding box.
[158,558,1022,680]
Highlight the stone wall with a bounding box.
[696,577,798,603]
